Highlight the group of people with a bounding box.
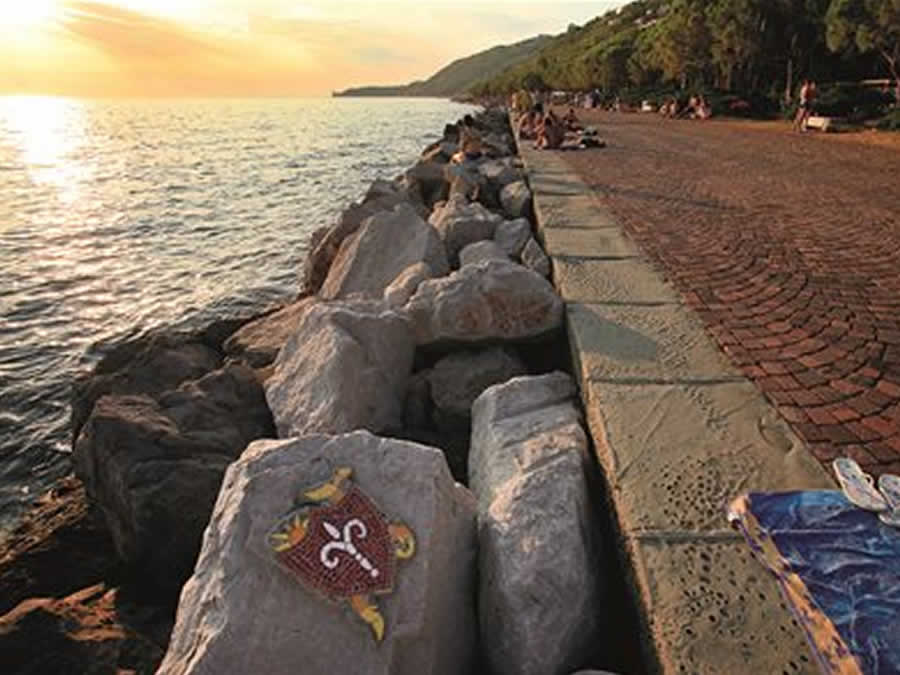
[515,104,584,149]
[659,95,711,119]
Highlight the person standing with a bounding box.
[794,80,813,132]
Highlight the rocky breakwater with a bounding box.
[1,108,613,674]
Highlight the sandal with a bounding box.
[878,474,900,511]
[832,458,889,512]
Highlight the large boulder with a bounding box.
[428,195,503,266]
[321,203,449,301]
[383,262,434,309]
[302,179,425,295]
[71,335,221,445]
[223,297,318,368]
[158,432,478,675]
[73,364,275,591]
[500,180,532,220]
[470,373,601,675]
[403,259,564,346]
[265,300,414,437]
[406,159,449,207]
[478,158,520,190]
[522,237,551,278]
[459,240,508,267]
[494,218,532,259]
[428,347,528,430]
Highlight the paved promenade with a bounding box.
[563,112,900,477]
[520,121,847,673]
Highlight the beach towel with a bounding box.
[728,491,900,675]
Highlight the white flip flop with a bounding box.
[877,474,900,511]
[832,458,889,512]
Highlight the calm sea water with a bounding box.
[0,96,476,537]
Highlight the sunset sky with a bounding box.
[1,1,620,97]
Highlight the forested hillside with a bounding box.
[470,0,898,109]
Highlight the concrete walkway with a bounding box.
[521,145,835,675]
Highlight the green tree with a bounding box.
[706,0,768,90]
[652,0,711,88]
[826,0,900,86]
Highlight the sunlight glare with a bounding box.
[1,96,91,202]
[1,0,58,31]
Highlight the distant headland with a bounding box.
[332,35,550,98]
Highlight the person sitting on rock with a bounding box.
[458,114,483,160]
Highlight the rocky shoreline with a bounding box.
[1,109,619,674]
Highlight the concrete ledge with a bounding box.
[566,302,740,384]
[521,143,832,675]
[543,227,640,259]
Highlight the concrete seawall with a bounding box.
[519,141,835,675]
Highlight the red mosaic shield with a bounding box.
[273,485,397,600]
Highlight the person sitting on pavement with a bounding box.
[562,107,582,132]
[517,110,538,140]
[536,110,565,150]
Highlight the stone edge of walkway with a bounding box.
[520,142,835,675]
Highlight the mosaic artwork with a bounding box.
[269,467,416,641]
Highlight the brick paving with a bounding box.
[559,112,900,476]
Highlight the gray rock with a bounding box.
[569,671,621,675]
[500,180,532,219]
[522,237,551,278]
[478,158,520,189]
[470,373,600,675]
[494,218,532,258]
[223,297,318,368]
[73,364,275,591]
[428,347,528,430]
[158,432,478,675]
[428,195,502,266]
[265,300,414,437]
[383,262,434,309]
[71,334,222,446]
[404,259,563,346]
[321,203,449,301]
[302,181,424,295]
[459,240,508,268]
[406,159,449,207]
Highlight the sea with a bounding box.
[0,96,477,539]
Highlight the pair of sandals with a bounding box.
[833,457,900,527]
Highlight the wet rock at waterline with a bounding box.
[265,300,414,437]
[470,373,601,675]
[157,432,477,675]
[224,296,318,369]
[71,334,222,446]
[321,203,449,301]
[73,364,275,591]
[403,259,563,346]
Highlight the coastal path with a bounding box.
[519,113,899,674]
[563,112,900,477]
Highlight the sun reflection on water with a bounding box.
[0,95,91,203]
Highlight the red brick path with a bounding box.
[560,113,900,476]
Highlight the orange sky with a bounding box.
[1,1,619,97]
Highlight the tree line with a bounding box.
[469,0,899,105]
